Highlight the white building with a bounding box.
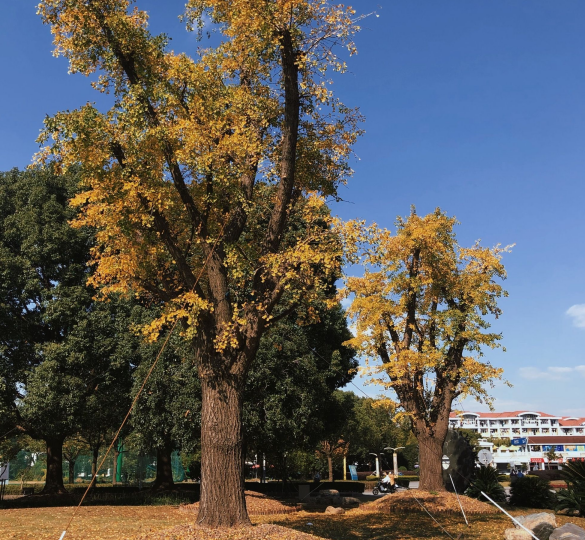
[449,411,585,471]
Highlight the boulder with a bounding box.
[325,506,345,515]
[319,490,339,497]
[550,523,585,540]
[515,513,557,540]
[505,528,533,540]
[341,496,361,507]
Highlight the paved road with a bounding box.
[363,481,419,496]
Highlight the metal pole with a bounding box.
[480,491,540,540]
[375,456,380,477]
[393,452,399,476]
[449,474,469,527]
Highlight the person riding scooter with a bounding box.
[372,471,396,495]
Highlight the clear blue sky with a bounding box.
[1,1,584,416]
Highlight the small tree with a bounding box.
[545,447,558,470]
[342,209,510,491]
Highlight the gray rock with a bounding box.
[505,528,533,540]
[319,490,339,497]
[324,506,345,515]
[550,523,585,540]
[341,496,360,506]
[514,513,556,539]
[515,513,557,531]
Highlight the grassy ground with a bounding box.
[1,504,584,540]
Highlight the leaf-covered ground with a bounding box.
[2,503,584,540]
[179,491,300,516]
[370,490,499,514]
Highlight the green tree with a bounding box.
[130,333,202,490]
[0,167,93,493]
[244,302,356,481]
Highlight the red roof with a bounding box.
[527,436,585,444]
[449,411,559,419]
[559,418,585,427]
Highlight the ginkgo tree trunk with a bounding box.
[341,209,511,492]
[37,0,364,527]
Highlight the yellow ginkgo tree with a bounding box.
[36,0,363,526]
[341,209,511,491]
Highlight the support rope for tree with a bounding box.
[58,220,227,540]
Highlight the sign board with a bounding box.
[441,455,450,470]
[0,463,8,481]
[511,438,527,446]
[348,465,358,481]
[531,458,544,463]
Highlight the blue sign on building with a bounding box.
[511,437,528,446]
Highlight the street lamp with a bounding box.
[384,446,405,476]
[368,452,384,477]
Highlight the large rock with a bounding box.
[325,506,345,515]
[442,429,476,493]
[515,513,557,540]
[550,523,585,540]
[340,496,360,507]
[319,490,339,497]
[505,528,533,540]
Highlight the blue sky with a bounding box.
[1,1,584,416]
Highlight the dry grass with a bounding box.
[1,499,584,540]
[180,491,300,517]
[369,489,499,515]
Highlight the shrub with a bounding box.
[556,460,585,515]
[365,475,379,481]
[398,466,407,472]
[465,466,506,503]
[529,469,562,482]
[509,476,556,509]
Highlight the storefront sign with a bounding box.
[530,458,544,463]
[511,438,527,446]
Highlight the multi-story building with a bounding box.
[449,411,585,471]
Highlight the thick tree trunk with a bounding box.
[327,456,333,482]
[91,446,99,479]
[112,447,119,486]
[197,374,249,528]
[41,437,67,494]
[152,442,175,490]
[68,459,75,485]
[414,409,451,492]
[417,432,446,491]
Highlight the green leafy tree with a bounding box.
[0,167,94,493]
[131,333,202,490]
[245,302,356,481]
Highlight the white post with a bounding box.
[375,456,380,477]
[480,491,540,540]
[393,452,399,476]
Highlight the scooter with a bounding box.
[372,481,396,496]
